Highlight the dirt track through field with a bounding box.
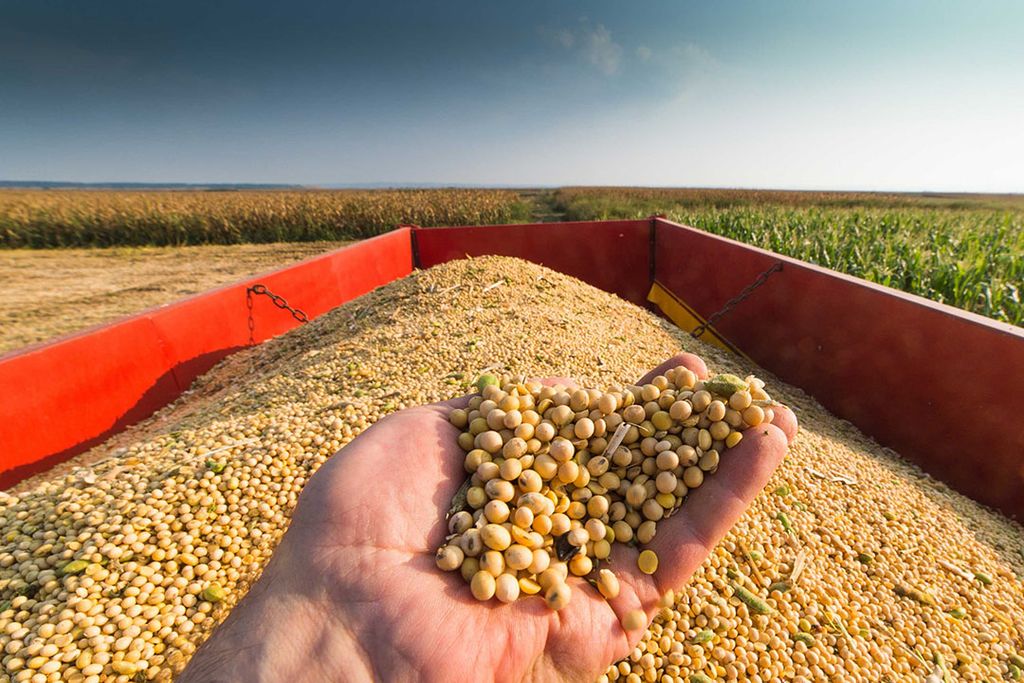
[0,241,349,354]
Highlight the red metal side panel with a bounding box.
[0,317,180,487]
[414,220,652,306]
[0,229,413,489]
[149,229,415,390]
[654,218,1024,519]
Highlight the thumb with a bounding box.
[636,353,709,385]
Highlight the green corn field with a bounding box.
[551,188,1024,326]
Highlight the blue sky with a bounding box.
[1,0,1022,191]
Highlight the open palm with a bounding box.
[182,354,796,683]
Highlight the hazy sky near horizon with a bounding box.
[2,1,1022,191]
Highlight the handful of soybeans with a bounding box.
[435,366,776,612]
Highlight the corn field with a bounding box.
[0,189,531,248]
[2,187,1020,325]
[552,188,1024,326]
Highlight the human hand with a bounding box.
[180,354,797,682]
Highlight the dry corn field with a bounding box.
[0,242,349,354]
[2,257,1023,683]
[0,189,530,248]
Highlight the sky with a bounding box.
[1,0,1022,191]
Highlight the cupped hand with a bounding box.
[181,354,797,683]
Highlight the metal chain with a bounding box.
[246,287,257,346]
[691,261,783,340]
[246,284,309,346]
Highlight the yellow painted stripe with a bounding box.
[647,281,751,360]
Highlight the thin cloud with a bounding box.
[630,41,724,99]
[541,21,624,77]
[633,42,721,78]
[667,43,720,74]
[542,22,714,83]
[580,24,623,76]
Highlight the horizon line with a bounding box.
[1,181,1022,197]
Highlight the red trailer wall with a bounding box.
[653,218,1024,519]
[413,220,653,307]
[0,229,414,488]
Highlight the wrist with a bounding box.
[179,544,375,682]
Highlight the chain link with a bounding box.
[691,261,783,340]
[246,284,309,346]
[246,287,256,346]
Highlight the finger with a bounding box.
[601,543,663,627]
[429,393,473,412]
[534,376,578,390]
[635,353,708,386]
[769,404,798,444]
[639,422,789,594]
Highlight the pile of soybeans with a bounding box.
[2,256,1023,683]
[436,369,779,616]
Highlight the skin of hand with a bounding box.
[180,354,797,683]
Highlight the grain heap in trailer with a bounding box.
[1,217,1023,682]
